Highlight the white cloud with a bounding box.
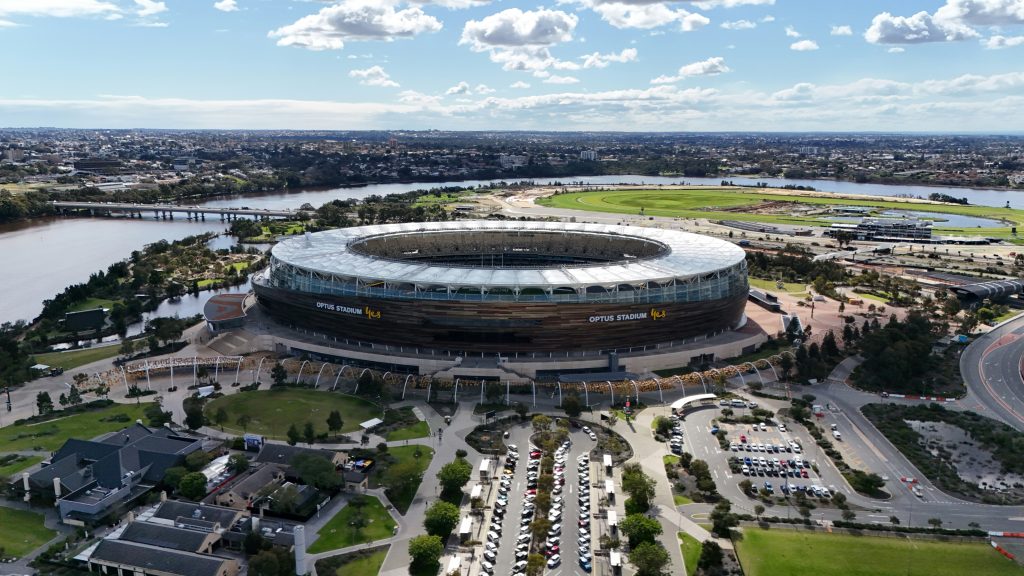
[134,20,169,27]
[461,9,583,75]
[761,15,775,23]
[720,19,756,30]
[889,46,905,53]
[461,8,576,50]
[862,0,1024,45]
[651,56,729,83]
[566,1,709,31]
[397,90,442,106]
[349,65,399,87]
[134,0,167,17]
[830,24,852,36]
[407,0,490,8]
[475,84,496,94]
[691,0,775,8]
[446,81,470,95]
[0,19,19,27]
[784,25,800,37]
[790,39,819,51]
[0,0,121,19]
[214,0,239,13]
[581,48,638,68]
[269,0,443,51]
[445,81,496,95]
[984,34,1024,48]
[510,81,531,89]
[542,74,580,84]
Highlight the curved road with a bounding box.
[960,315,1024,431]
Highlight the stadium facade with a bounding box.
[250,221,764,380]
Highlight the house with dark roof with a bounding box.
[254,444,345,469]
[211,463,286,510]
[19,422,204,525]
[88,538,239,576]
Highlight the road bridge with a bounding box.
[50,201,299,221]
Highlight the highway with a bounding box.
[50,200,298,219]
[959,315,1024,432]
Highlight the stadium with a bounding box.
[249,221,762,379]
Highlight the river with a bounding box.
[2,174,1021,325]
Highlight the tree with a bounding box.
[178,472,208,501]
[303,421,316,446]
[530,516,553,542]
[709,500,737,537]
[619,514,662,548]
[185,450,212,471]
[526,553,546,576]
[928,517,943,529]
[436,458,473,496]
[562,393,583,417]
[514,402,528,419]
[531,414,552,433]
[214,407,229,430]
[841,509,857,522]
[621,463,657,512]
[291,453,340,491]
[183,397,205,430]
[36,391,53,415]
[286,423,301,446]
[163,466,188,488]
[227,454,250,475]
[629,541,671,576]
[424,500,460,537]
[326,410,343,436]
[383,458,423,497]
[890,515,901,525]
[754,504,765,520]
[248,550,280,576]
[271,362,288,387]
[738,479,753,495]
[236,413,252,431]
[408,534,443,571]
[145,402,173,427]
[243,530,266,556]
[653,416,673,437]
[697,540,723,572]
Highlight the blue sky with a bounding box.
[1,0,1024,131]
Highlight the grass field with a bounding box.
[2,403,150,452]
[538,188,1024,238]
[373,445,434,514]
[307,496,396,553]
[385,420,430,441]
[33,345,121,371]
[748,277,808,294]
[734,528,1024,576]
[204,390,378,439]
[679,532,702,576]
[0,455,44,477]
[67,297,118,313]
[332,548,389,576]
[0,506,57,558]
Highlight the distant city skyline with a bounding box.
[1,0,1024,131]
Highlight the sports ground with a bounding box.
[537,188,1024,237]
[734,528,1024,576]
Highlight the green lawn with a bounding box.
[33,345,121,371]
[334,548,389,576]
[385,420,430,441]
[749,277,808,294]
[674,494,694,505]
[373,445,434,514]
[197,278,218,288]
[0,455,44,477]
[0,506,57,558]
[538,188,1024,238]
[2,403,150,452]
[205,389,378,439]
[307,496,396,553]
[734,528,1024,576]
[679,532,703,576]
[66,297,118,313]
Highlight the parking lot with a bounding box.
[672,398,853,513]
[470,422,599,576]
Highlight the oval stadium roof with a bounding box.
[269,221,746,290]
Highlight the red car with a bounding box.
[530,450,543,458]
[545,546,560,556]
[525,489,537,496]
[800,469,809,478]
[740,435,747,443]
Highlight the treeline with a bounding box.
[0,189,55,223]
[851,312,953,394]
[746,245,847,284]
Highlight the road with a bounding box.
[960,316,1024,431]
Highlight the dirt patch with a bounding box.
[907,420,1024,494]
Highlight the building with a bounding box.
[253,443,345,469]
[498,154,528,169]
[252,221,750,365]
[580,150,597,161]
[82,501,245,576]
[204,293,248,334]
[20,423,205,525]
[827,217,933,242]
[211,463,286,510]
[73,157,122,175]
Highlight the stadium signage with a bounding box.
[316,301,381,320]
[588,308,667,323]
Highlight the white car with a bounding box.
[481,561,495,574]
[487,531,500,542]
[517,534,531,544]
[589,432,597,440]
[513,560,528,572]
[483,550,497,562]
[547,555,561,568]
[549,523,561,535]
[508,444,518,451]
[486,542,498,552]
[582,426,592,433]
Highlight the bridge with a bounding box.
[50,201,299,221]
